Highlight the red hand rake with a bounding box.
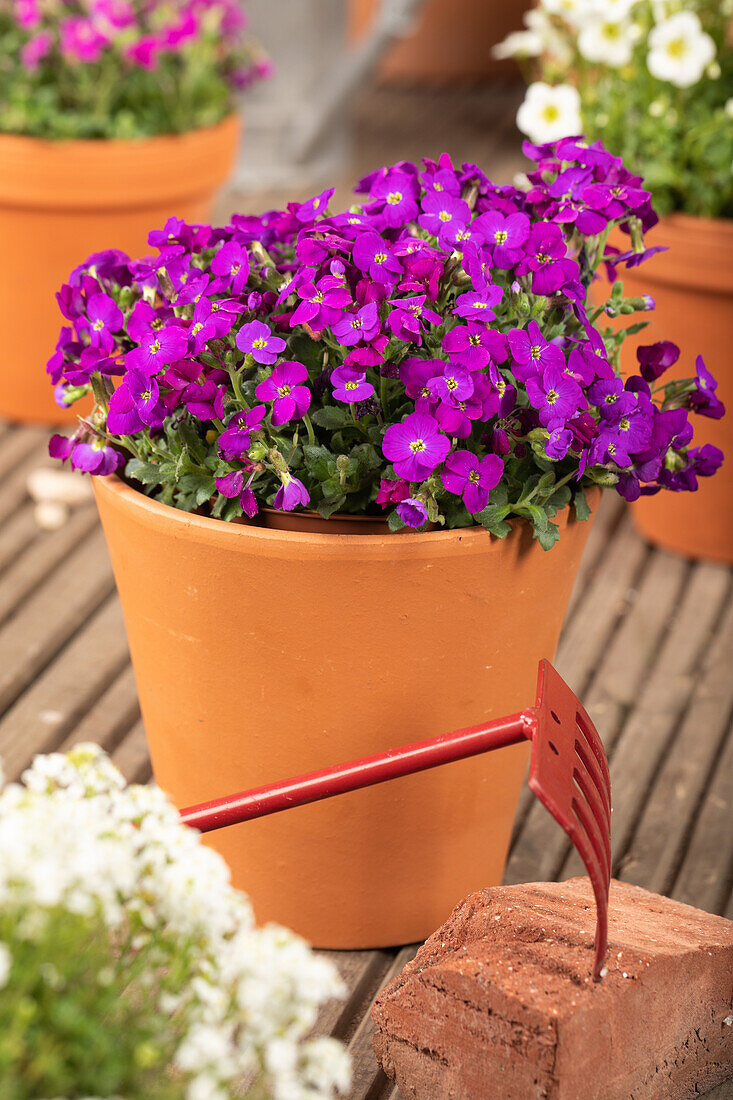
[181,659,612,979]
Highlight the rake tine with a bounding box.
[573,735,611,829]
[573,761,612,872]
[575,707,611,806]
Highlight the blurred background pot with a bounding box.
[605,214,733,564]
[0,116,240,426]
[93,474,598,948]
[350,0,529,84]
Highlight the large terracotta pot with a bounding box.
[606,214,733,564]
[0,116,240,426]
[350,0,530,84]
[93,475,598,947]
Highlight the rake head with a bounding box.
[180,658,611,979]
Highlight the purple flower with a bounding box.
[689,356,725,420]
[526,365,584,428]
[370,169,419,228]
[427,364,474,406]
[126,323,188,374]
[290,273,351,330]
[453,285,503,322]
[255,360,311,425]
[211,242,250,294]
[217,405,266,461]
[382,412,451,481]
[352,232,403,285]
[387,296,442,344]
[589,402,653,467]
[472,211,530,268]
[636,341,680,383]
[86,293,123,354]
[107,369,162,435]
[330,368,375,404]
[274,474,310,511]
[376,477,411,506]
[441,450,503,513]
[508,321,564,382]
[516,223,578,296]
[236,320,287,365]
[70,438,123,475]
[21,30,52,69]
[418,192,471,244]
[442,324,507,372]
[182,380,226,421]
[332,302,380,346]
[396,497,429,527]
[546,427,574,460]
[216,470,246,497]
[59,16,109,62]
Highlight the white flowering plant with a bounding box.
[495,0,733,218]
[0,747,351,1100]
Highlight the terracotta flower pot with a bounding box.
[602,215,733,564]
[93,474,599,948]
[0,116,240,426]
[350,0,530,84]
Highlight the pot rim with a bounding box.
[0,114,241,211]
[93,473,599,556]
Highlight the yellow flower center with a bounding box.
[410,439,426,453]
[438,210,451,222]
[387,191,403,205]
[494,230,508,244]
[277,384,292,397]
[252,338,267,349]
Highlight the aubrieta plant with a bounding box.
[495,0,733,218]
[48,140,725,548]
[0,0,268,139]
[0,746,350,1100]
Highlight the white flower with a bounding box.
[516,82,582,144]
[583,0,640,16]
[578,16,638,67]
[0,942,11,988]
[647,11,716,88]
[491,29,542,60]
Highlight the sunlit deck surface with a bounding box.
[3,84,731,1099]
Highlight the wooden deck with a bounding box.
[2,420,732,1098]
[4,82,732,1099]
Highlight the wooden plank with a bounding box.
[0,596,129,779]
[564,491,625,621]
[0,426,46,483]
[59,663,140,755]
[0,527,114,716]
[0,441,51,523]
[671,715,733,915]
[505,518,652,885]
[0,504,99,629]
[619,597,733,900]
[317,951,398,1045]
[345,945,419,1100]
[566,562,730,882]
[0,505,41,577]
[111,719,152,784]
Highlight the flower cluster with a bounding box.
[0,744,350,1100]
[48,141,724,547]
[0,0,268,139]
[496,0,733,218]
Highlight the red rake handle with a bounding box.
[180,710,534,832]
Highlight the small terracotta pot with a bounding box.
[350,0,530,84]
[93,475,599,948]
[0,116,240,426]
[598,215,733,564]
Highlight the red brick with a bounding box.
[372,878,733,1099]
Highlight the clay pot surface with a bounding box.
[0,116,240,425]
[350,0,530,84]
[598,214,733,564]
[93,475,598,947]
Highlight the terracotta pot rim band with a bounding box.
[93,474,599,560]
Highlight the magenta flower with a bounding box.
[211,242,250,294]
[453,285,502,323]
[20,30,52,69]
[418,192,470,243]
[376,477,411,507]
[217,405,266,461]
[332,302,380,347]
[526,365,585,429]
[396,497,428,527]
[59,16,109,62]
[636,341,679,383]
[255,360,311,425]
[182,380,226,421]
[382,412,451,481]
[87,293,123,354]
[274,474,310,511]
[352,232,403,285]
[441,451,503,513]
[689,356,725,420]
[126,322,188,374]
[330,368,375,404]
[236,320,287,365]
[428,364,474,406]
[442,324,507,372]
[387,296,441,345]
[70,438,123,475]
[473,211,530,268]
[290,273,351,330]
[370,169,419,228]
[508,321,564,382]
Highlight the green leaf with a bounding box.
[125,458,164,486]
[533,520,561,551]
[387,509,406,533]
[573,486,592,522]
[302,443,336,481]
[310,406,350,430]
[316,497,347,519]
[475,502,512,538]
